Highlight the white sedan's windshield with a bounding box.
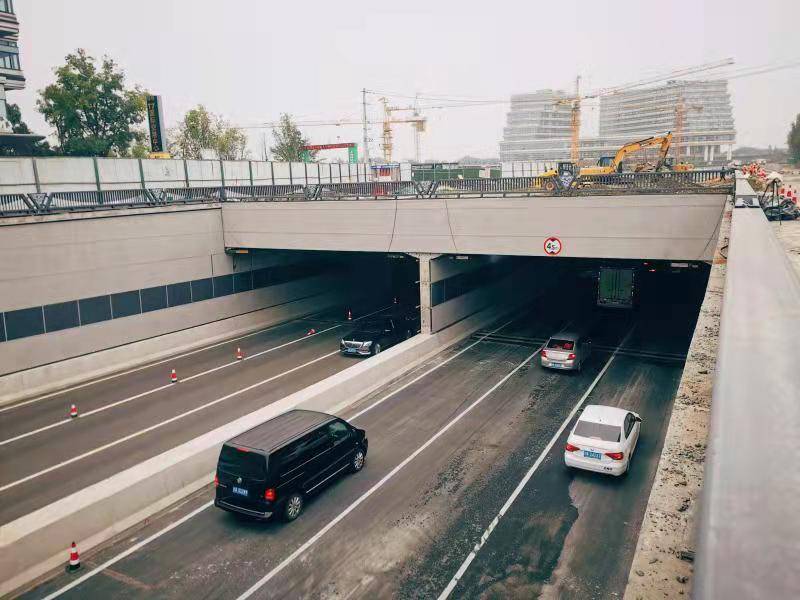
[574,420,620,442]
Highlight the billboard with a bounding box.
[146,95,167,154]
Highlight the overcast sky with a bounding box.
[12,0,800,162]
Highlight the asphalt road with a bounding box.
[0,299,392,525]
[18,269,706,600]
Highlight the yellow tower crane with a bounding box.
[379,97,427,163]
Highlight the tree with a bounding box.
[270,113,314,162]
[0,103,52,156]
[788,114,800,164]
[36,49,145,156]
[169,105,249,160]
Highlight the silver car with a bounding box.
[540,331,592,372]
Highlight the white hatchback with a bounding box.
[564,405,641,476]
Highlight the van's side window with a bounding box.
[327,421,350,443]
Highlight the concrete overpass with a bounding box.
[222,192,727,261]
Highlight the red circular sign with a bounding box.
[543,237,563,256]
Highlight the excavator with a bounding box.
[537,132,692,191]
[580,132,675,175]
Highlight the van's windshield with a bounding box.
[547,338,575,350]
[218,445,267,479]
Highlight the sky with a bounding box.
[11,0,800,162]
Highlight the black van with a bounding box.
[214,409,368,522]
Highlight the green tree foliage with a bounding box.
[788,114,800,164]
[270,113,314,162]
[170,105,249,160]
[36,49,146,156]
[0,103,52,156]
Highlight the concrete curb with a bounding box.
[0,291,536,597]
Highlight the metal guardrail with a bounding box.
[695,178,800,598]
[0,170,734,217]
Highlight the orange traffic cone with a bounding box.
[69,404,78,419]
[170,368,178,383]
[68,541,80,571]
[236,347,244,360]
[306,328,316,336]
[347,309,352,321]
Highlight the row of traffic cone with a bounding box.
[65,308,358,417]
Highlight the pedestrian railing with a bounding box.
[0,170,734,217]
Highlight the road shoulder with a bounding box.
[623,200,731,599]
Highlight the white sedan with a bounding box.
[564,405,642,476]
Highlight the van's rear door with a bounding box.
[216,444,268,507]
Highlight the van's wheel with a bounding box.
[372,343,381,355]
[283,492,303,521]
[350,447,366,473]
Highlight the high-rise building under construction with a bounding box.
[499,80,735,165]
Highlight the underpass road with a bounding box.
[0,301,390,525]
[18,269,705,600]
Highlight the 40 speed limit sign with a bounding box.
[543,236,563,256]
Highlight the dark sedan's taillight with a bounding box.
[264,488,276,501]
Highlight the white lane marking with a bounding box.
[347,317,518,422]
[35,313,529,598]
[236,342,548,599]
[0,306,392,447]
[0,351,340,494]
[436,325,636,600]
[0,304,390,415]
[0,307,335,414]
[39,500,215,600]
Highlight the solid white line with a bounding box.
[436,325,636,600]
[0,305,392,447]
[0,351,340,494]
[0,308,334,414]
[347,317,517,422]
[35,310,532,598]
[236,340,547,599]
[40,500,215,600]
[0,304,389,415]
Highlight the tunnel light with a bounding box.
[454,255,470,260]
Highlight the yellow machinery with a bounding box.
[580,133,674,176]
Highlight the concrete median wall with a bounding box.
[0,282,542,598]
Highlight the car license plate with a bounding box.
[551,362,562,368]
[232,486,248,496]
[584,451,602,460]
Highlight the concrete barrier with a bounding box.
[0,287,539,597]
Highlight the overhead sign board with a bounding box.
[146,95,167,154]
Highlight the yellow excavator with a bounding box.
[581,132,675,175]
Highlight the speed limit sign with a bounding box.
[544,236,562,256]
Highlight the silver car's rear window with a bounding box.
[574,420,620,442]
[547,338,575,350]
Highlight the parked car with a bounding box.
[214,410,368,521]
[340,314,416,356]
[540,331,592,371]
[564,405,641,476]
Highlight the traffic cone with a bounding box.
[306,328,316,336]
[68,541,80,572]
[236,347,244,360]
[170,368,178,383]
[347,309,352,321]
[69,404,78,419]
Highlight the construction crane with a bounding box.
[554,58,734,161]
[379,97,427,163]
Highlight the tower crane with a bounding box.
[379,97,427,163]
[554,58,734,161]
